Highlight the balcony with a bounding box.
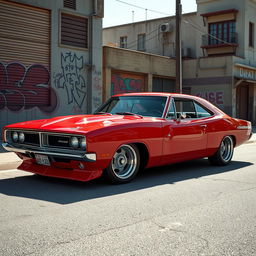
[201,32,238,55]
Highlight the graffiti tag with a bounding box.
[111,73,144,95]
[0,62,57,112]
[54,52,87,108]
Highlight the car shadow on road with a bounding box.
[0,159,253,204]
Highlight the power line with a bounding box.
[115,0,170,16]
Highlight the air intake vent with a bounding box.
[64,0,76,10]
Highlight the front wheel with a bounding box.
[104,144,140,184]
[208,136,234,166]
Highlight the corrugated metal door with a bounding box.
[153,77,175,92]
[0,0,51,110]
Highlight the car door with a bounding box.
[162,97,210,165]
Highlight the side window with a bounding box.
[194,102,213,118]
[174,99,197,119]
[167,99,176,119]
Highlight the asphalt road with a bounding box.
[0,143,256,256]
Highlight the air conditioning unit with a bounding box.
[160,23,173,33]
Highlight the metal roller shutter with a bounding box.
[0,0,51,109]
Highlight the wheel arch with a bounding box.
[133,142,150,170]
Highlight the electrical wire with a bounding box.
[112,0,252,53]
[115,0,170,16]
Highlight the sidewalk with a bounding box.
[0,151,22,171]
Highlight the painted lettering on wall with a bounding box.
[0,62,57,112]
[54,52,87,108]
[196,91,224,105]
[92,70,102,111]
[111,73,145,95]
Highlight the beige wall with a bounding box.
[103,46,176,99]
[103,13,198,58]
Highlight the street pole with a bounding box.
[175,0,182,93]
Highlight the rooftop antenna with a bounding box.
[132,10,134,23]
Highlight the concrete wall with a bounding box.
[103,46,176,99]
[103,13,198,58]
[0,0,103,147]
[183,56,234,114]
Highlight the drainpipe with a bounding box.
[86,14,94,114]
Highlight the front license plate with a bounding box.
[35,154,51,166]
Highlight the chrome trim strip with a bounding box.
[2,143,96,162]
[237,126,249,130]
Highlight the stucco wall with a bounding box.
[0,0,102,149]
[183,56,234,114]
[103,46,176,99]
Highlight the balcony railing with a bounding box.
[202,32,238,47]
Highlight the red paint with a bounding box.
[3,93,251,182]
[0,62,57,112]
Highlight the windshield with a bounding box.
[95,96,167,118]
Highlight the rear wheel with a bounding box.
[104,144,140,184]
[208,136,234,166]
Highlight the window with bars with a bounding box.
[208,21,236,45]
[249,22,254,47]
[137,33,146,51]
[61,12,88,49]
[120,36,127,48]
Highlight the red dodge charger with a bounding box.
[2,93,252,184]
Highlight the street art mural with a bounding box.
[196,91,224,106]
[0,62,57,112]
[54,52,87,109]
[111,72,145,95]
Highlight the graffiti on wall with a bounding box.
[196,91,224,106]
[54,52,87,109]
[111,73,145,95]
[0,62,57,112]
[92,70,102,111]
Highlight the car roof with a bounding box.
[112,92,191,98]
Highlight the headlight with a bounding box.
[70,136,79,148]
[19,132,25,143]
[80,137,86,150]
[12,131,18,142]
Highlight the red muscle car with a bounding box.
[2,93,252,184]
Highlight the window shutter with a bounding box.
[61,13,88,49]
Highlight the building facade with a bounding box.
[103,0,256,125]
[0,0,103,147]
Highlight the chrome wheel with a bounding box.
[220,136,233,163]
[208,135,234,166]
[111,144,138,180]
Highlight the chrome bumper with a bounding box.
[2,142,96,162]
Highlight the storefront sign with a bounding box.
[234,64,256,81]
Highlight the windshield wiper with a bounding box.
[115,112,143,118]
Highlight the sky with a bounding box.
[103,0,197,27]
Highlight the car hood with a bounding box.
[5,114,153,134]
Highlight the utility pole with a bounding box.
[175,0,182,93]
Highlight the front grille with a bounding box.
[48,135,70,148]
[6,130,86,152]
[23,132,40,146]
